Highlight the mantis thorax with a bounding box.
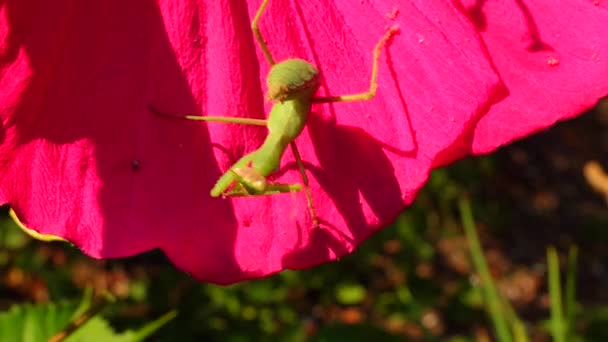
[266,58,320,102]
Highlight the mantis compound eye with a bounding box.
[266,58,320,102]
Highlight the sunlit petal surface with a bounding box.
[0,1,606,283]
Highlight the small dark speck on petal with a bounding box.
[132,160,141,171]
[192,35,206,48]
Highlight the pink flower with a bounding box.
[1,1,606,284]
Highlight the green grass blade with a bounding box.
[564,246,578,341]
[547,247,566,342]
[129,310,178,342]
[500,296,528,342]
[511,320,528,342]
[458,198,512,342]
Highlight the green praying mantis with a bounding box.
[151,0,397,228]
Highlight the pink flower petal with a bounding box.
[1,0,604,284]
[436,0,608,165]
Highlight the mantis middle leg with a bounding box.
[252,0,275,66]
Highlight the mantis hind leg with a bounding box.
[290,142,320,229]
[312,25,399,104]
[252,0,275,66]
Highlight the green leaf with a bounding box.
[0,301,78,342]
[65,310,177,342]
[0,300,176,342]
[65,316,122,342]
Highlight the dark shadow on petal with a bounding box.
[278,112,412,270]
[0,0,246,282]
[321,120,409,225]
[282,220,351,270]
[433,82,509,167]
[465,0,488,31]
[513,0,553,52]
[457,0,554,51]
[0,0,24,66]
[274,1,413,266]
[385,43,417,158]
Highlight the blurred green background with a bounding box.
[1,100,607,341]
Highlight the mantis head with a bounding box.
[266,58,320,102]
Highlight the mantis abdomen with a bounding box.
[210,98,310,197]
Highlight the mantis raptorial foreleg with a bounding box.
[152,0,396,229]
[224,167,302,196]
